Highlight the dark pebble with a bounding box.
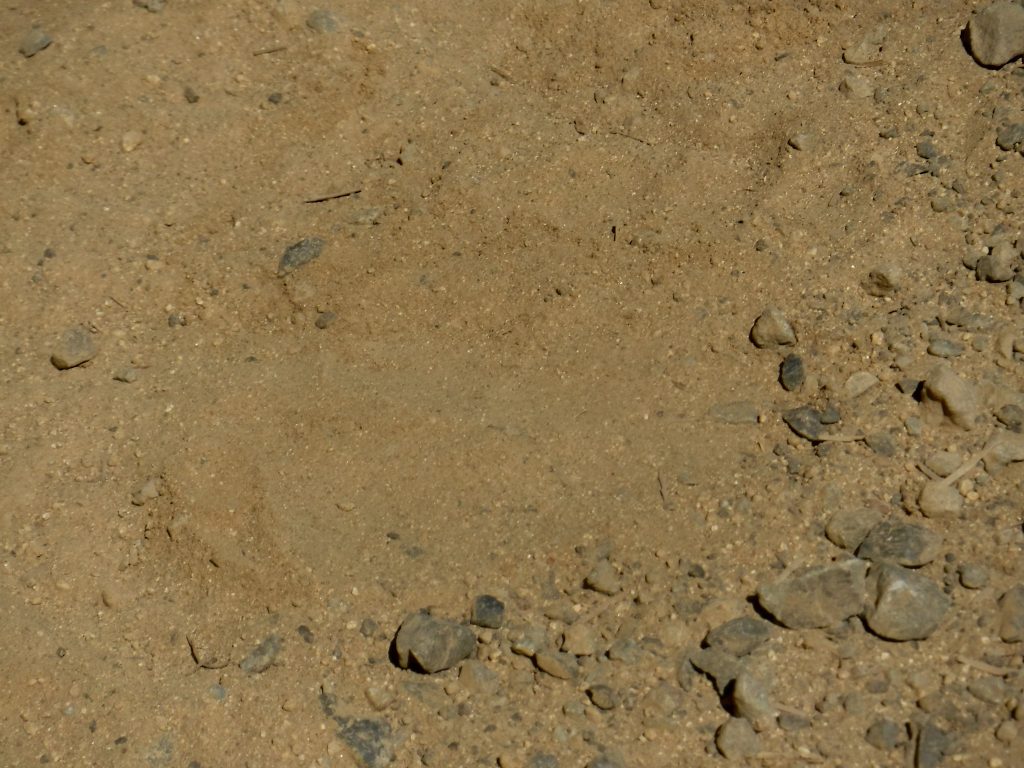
[864,432,897,457]
[277,237,325,276]
[297,625,314,643]
[779,354,805,392]
[184,86,200,104]
[470,594,505,629]
[393,611,476,673]
[996,123,1024,152]
[704,616,772,657]
[996,404,1024,431]
[782,406,826,441]
[315,311,337,329]
[19,28,52,58]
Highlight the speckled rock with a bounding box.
[757,559,868,629]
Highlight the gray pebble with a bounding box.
[782,406,826,442]
[976,241,1019,282]
[534,650,577,680]
[856,520,943,567]
[998,584,1024,642]
[113,367,138,383]
[715,717,760,759]
[914,720,951,768]
[561,622,598,656]
[459,659,499,696]
[779,354,805,392]
[586,756,624,768]
[320,692,396,768]
[393,612,475,673]
[704,617,772,657]
[306,9,339,33]
[184,86,199,104]
[470,594,505,629]
[51,326,98,370]
[133,0,166,11]
[864,431,897,457]
[996,720,1019,743]
[865,718,904,750]
[757,558,868,629]
[690,647,744,695]
[778,711,811,731]
[509,625,547,657]
[926,337,964,358]
[925,450,962,477]
[865,564,950,641]
[584,560,621,595]
[239,635,282,674]
[788,133,815,151]
[277,237,325,276]
[958,563,989,589]
[844,371,879,399]
[826,507,883,551]
[750,307,796,348]
[19,28,52,58]
[969,1,1024,67]
[967,677,1008,705]
[727,671,776,731]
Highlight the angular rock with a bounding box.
[705,617,772,658]
[470,594,505,629]
[586,684,619,710]
[561,622,598,656]
[393,612,475,673]
[976,241,1019,282]
[320,692,396,768]
[690,646,744,695]
[584,560,621,595]
[844,371,879,399]
[983,431,1024,474]
[920,364,981,429]
[51,326,98,370]
[968,1,1024,67]
[917,481,963,519]
[865,564,950,641]
[750,307,796,348]
[19,28,52,58]
[239,635,282,674]
[996,122,1024,152]
[715,717,760,759]
[998,584,1024,642]
[277,237,325,275]
[864,265,902,297]
[534,650,577,680]
[826,507,883,551]
[856,520,943,567]
[757,559,868,629]
[727,671,776,732]
[782,406,826,441]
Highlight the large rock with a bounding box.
[757,559,868,629]
[393,612,476,673]
[865,564,950,641]
[968,1,1024,68]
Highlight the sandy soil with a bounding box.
[2,2,1023,767]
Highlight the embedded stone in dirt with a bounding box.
[239,635,283,674]
[825,507,883,551]
[750,307,796,348]
[864,564,950,641]
[306,9,339,33]
[998,584,1024,642]
[393,612,475,673]
[863,265,902,296]
[843,371,879,399]
[470,594,505,628]
[917,480,963,519]
[757,558,868,629]
[277,237,325,276]
[975,241,1019,283]
[920,364,981,429]
[968,1,1024,68]
[583,559,621,595]
[704,616,772,657]
[856,520,943,567]
[51,326,97,370]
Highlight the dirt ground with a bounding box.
[2,1,1023,766]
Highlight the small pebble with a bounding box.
[750,308,796,348]
[715,717,760,759]
[779,354,805,392]
[927,337,965,358]
[470,595,505,629]
[958,563,989,589]
[584,560,621,595]
[306,9,339,33]
[51,326,98,370]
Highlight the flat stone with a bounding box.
[51,326,98,370]
[708,400,759,424]
[277,237,325,276]
[19,28,52,58]
[757,559,868,629]
[920,364,981,430]
[865,718,904,750]
[844,371,879,399]
[826,507,884,551]
[782,406,826,441]
[704,617,772,657]
[470,594,505,628]
[534,650,577,680]
[969,1,1024,67]
[856,520,943,567]
[865,564,950,641]
[239,635,282,674]
[459,659,499,696]
[393,612,476,673]
[998,584,1024,642]
[715,717,760,759]
[927,337,965,358]
[307,9,339,32]
[750,307,796,348]
[958,563,989,590]
[915,720,951,768]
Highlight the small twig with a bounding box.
[609,130,652,146]
[253,46,287,57]
[815,433,866,444]
[489,65,515,83]
[303,189,362,204]
[108,295,127,310]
